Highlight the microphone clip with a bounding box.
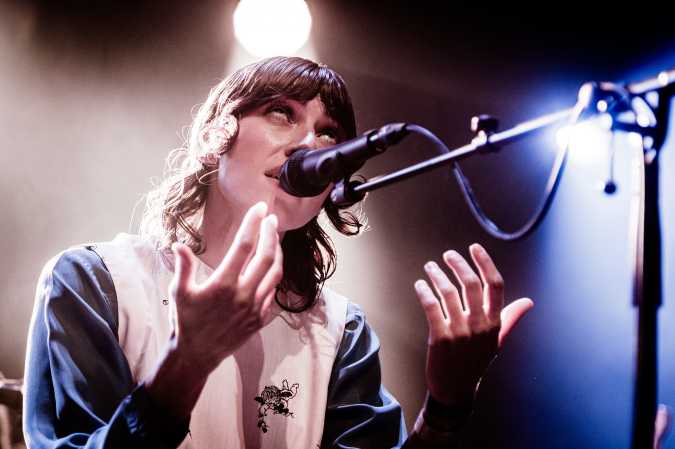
[330,178,366,207]
[328,123,409,207]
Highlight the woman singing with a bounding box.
[22,56,533,449]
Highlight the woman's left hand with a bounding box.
[414,243,534,408]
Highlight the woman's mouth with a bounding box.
[264,165,282,181]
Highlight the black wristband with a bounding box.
[124,383,191,448]
[422,393,473,433]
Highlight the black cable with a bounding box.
[405,105,583,240]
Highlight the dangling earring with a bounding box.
[216,114,238,155]
[198,152,219,166]
[197,114,239,166]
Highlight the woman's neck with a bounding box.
[197,187,285,271]
[197,187,242,270]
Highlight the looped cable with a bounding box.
[405,104,586,240]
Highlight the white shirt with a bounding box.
[93,233,348,449]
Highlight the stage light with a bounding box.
[233,0,312,57]
[628,132,643,148]
[555,113,613,166]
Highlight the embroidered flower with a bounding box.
[254,379,299,433]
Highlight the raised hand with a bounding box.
[169,201,283,374]
[144,202,283,422]
[414,243,533,408]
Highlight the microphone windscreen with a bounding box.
[279,151,327,197]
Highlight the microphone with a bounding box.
[279,123,409,197]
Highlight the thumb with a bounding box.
[654,404,672,449]
[172,242,196,300]
[498,297,534,349]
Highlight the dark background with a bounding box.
[1,1,675,448]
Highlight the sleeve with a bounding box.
[22,247,189,449]
[320,302,408,449]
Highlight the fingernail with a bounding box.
[267,214,278,228]
[424,261,437,271]
[414,279,426,291]
[444,250,459,260]
[470,243,485,254]
[255,201,268,213]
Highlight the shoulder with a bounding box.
[318,287,364,333]
[90,233,165,264]
[34,243,120,336]
[88,233,172,284]
[37,233,159,299]
[320,287,368,329]
[38,245,111,298]
[319,288,381,359]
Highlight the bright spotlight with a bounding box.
[555,114,613,166]
[233,0,312,58]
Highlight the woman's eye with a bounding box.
[319,128,338,141]
[268,104,293,121]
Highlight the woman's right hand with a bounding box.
[169,201,283,375]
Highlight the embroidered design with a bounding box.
[254,379,299,433]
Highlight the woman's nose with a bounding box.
[284,145,307,157]
[283,132,320,157]
[297,129,323,150]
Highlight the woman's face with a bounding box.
[216,95,343,232]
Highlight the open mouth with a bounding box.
[264,166,282,181]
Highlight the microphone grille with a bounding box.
[279,150,326,197]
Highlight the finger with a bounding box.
[497,297,534,348]
[414,279,448,342]
[443,250,485,320]
[213,201,268,283]
[254,239,284,304]
[172,243,197,300]
[259,284,280,327]
[240,214,279,294]
[654,404,672,449]
[423,261,463,324]
[469,243,505,322]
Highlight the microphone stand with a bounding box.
[332,108,573,201]
[332,68,675,449]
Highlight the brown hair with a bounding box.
[140,56,363,312]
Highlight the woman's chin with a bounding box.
[274,214,309,233]
[271,195,326,232]
[271,207,314,233]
